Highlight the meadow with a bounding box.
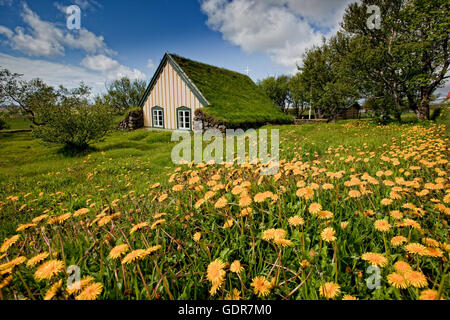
[0,110,449,300]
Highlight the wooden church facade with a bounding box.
[139,53,209,130]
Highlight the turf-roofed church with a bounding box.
[139,53,292,131]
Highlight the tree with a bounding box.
[301,34,359,121]
[100,77,147,113]
[258,75,290,113]
[0,67,114,150]
[288,73,309,118]
[342,0,450,120]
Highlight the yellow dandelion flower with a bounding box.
[404,271,427,288]
[342,294,359,300]
[32,214,49,223]
[73,208,90,217]
[109,244,129,259]
[253,192,267,203]
[444,193,450,204]
[340,222,349,229]
[424,247,443,258]
[374,220,391,232]
[387,273,408,289]
[16,224,37,232]
[300,259,310,268]
[158,193,168,202]
[405,243,428,256]
[394,261,413,274]
[145,245,161,255]
[130,222,149,235]
[67,276,96,295]
[240,207,253,217]
[1,234,20,253]
[194,199,205,209]
[318,211,333,220]
[34,260,64,281]
[319,282,341,299]
[274,238,293,247]
[153,213,167,219]
[322,183,334,190]
[0,275,13,289]
[193,232,201,243]
[44,279,63,300]
[288,216,304,227]
[272,229,285,240]
[390,210,403,220]
[225,288,241,300]
[320,227,336,242]
[239,194,252,207]
[230,260,243,274]
[172,184,184,192]
[121,249,149,265]
[207,259,226,284]
[27,252,49,267]
[348,190,361,198]
[308,203,322,214]
[0,256,27,272]
[361,253,388,267]
[75,282,103,300]
[296,187,314,200]
[391,236,407,247]
[214,197,228,209]
[381,198,393,206]
[251,276,271,297]
[422,238,439,248]
[151,219,166,229]
[262,229,276,241]
[419,289,439,300]
[222,219,234,229]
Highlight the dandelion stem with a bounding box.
[16,271,34,300]
[136,263,151,299]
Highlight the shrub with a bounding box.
[32,103,114,150]
[0,117,9,130]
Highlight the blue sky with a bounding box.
[0,0,358,94]
[3,0,446,99]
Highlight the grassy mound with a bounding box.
[171,54,293,128]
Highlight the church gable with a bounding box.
[141,55,207,129]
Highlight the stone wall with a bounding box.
[294,119,328,125]
[117,109,144,131]
[193,109,227,133]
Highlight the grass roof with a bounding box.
[170,54,293,128]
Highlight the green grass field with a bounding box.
[0,110,448,300]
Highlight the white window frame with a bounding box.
[178,109,191,130]
[153,109,164,128]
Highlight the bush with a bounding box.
[32,103,114,150]
[0,117,9,130]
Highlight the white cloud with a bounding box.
[73,0,102,11]
[0,53,146,94]
[147,59,155,70]
[201,0,356,71]
[81,54,146,81]
[0,3,114,57]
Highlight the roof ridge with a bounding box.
[168,53,250,79]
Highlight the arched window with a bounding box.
[152,106,164,129]
[176,106,191,130]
